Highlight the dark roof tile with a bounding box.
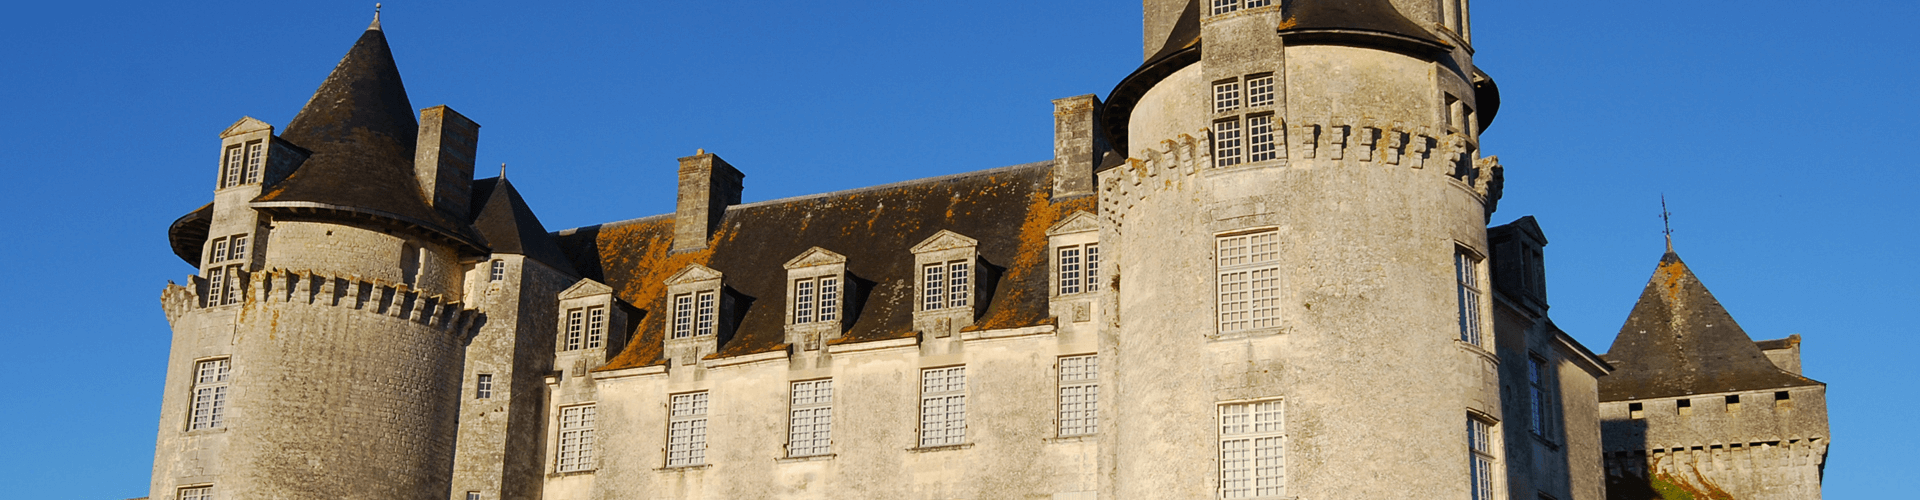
[1598,252,1821,401]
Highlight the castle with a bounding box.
[148,1,1827,499]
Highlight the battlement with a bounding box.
[252,268,482,336]
[1098,121,1499,220]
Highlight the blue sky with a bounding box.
[1,1,1912,498]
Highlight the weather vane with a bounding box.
[1661,195,1674,252]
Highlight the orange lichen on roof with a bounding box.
[1658,256,1686,301]
[593,217,718,371]
[973,192,1096,331]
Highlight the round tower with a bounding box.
[1097,0,1504,498]
[152,17,486,500]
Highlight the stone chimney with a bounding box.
[1052,94,1110,198]
[414,105,480,220]
[673,150,745,253]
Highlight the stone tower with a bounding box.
[1098,0,1506,497]
[1598,252,1829,499]
[152,18,488,500]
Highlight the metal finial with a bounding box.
[369,3,383,31]
[1661,195,1674,252]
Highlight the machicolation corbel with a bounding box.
[1357,126,1379,162]
[1327,125,1349,160]
[1295,124,1320,159]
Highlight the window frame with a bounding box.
[788,379,834,457]
[1528,355,1554,438]
[1218,399,1286,499]
[564,308,585,350]
[918,366,968,447]
[1216,229,1282,334]
[476,373,493,399]
[178,485,213,500]
[189,358,231,431]
[556,403,598,473]
[1456,248,1485,347]
[586,306,606,349]
[1213,118,1244,167]
[242,140,265,185]
[1058,355,1098,437]
[1468,416,1497,500]
[489,260,506,282]
[666,392,710,467]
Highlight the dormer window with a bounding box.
[220,140,265,188]
[911,231,981,336]
[556,278,627,355]
[672,291,717,339]
[563,306,607,351]
[784,247,850,351]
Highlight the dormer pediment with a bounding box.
[911,230,978,253]
[559,278,614,300]
[665,264,724,286]
[784,247,847,270]
[1047,210,1100,236]
[220,116,275,139]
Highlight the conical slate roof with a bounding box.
[470,177,576,276]
[1598,252,1820,401]
[252,23,485,252]
[1278,0,1450,59]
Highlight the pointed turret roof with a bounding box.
[253,21,485,252]
[1598,252,1820,401]
[470,178,576,276]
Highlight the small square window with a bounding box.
[1213,80,1242,114]
[476,374,493,399]
[1245,74,1275,107]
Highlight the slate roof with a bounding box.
[555,162,1092,371]
[251,24,485,253]
[1277,0,1451,59]
[470,178,577,276]
[1598,252,1821,401]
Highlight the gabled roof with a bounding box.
[470,178,576,276]
[1598,252,1821,401]
[252,24,484,253]
[558,161,1091,371]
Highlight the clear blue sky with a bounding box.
[1,1,1911,498]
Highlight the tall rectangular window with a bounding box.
[794,279,816,324]
[205,267,227,307]
[565,308,585,350]
[243,140,265,184]
[1529,356,1551,436]
[178,486,213,500]
[1214,119,1243,167]
[476,374,493,399]
[1245,74,1275,107]
[1219,400,1285,499]
[1456,250,1483,346]
[919,366,967,447]
[489,260,505,282]
[222,144,244,188]
[1059,246,1083,295]
[586,306,606,349]
[817,277,840,322]
[947,262,970,309]
[1059,355,1098,437]
[694,291,716,337]
[667,392,709,467]
[672,294,694,339]
[789,379,833,457]
[557,404,597,472]
[1247,115,1277,162]
[1213,80,1242,113]
[189,358,231,430]
[1469,417,1496,500]
[229,235,247,262]
[1218,231,1281,332]
[1085,244,1101,292]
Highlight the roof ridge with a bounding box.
[565,160,1054,233]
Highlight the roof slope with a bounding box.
[470,178,577,276]
[252,25,483,250]
[556,162,1090,371]
[1598,252,1820,401]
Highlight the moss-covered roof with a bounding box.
[557,162,1093,371]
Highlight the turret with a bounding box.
[1096,0,1510,498]
[150,15,483,500]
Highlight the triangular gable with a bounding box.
[559,278,614,300]
[665,264,724,285]
[220,116,274,138]
[1046,210,1099,236]
[783,247,847,270]
[910,230,978,253]
[1598,252,1820,401]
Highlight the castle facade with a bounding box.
[147,1,1826,499]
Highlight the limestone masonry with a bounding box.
[149,1,1827,499]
